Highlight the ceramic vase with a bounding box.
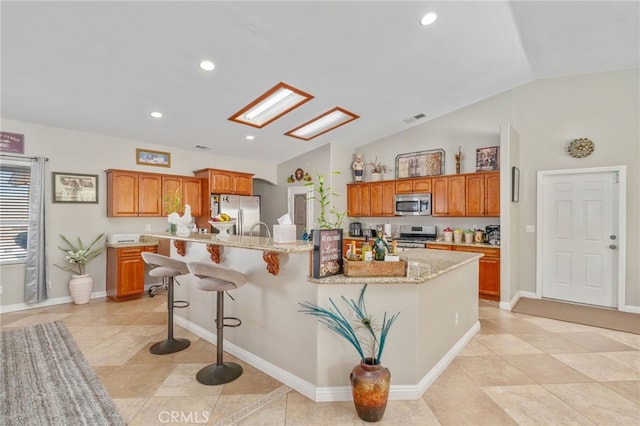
[350,358,391,422]
[370,172,382,182]
[69,274,93,304]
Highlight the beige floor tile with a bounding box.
[154,363,223,397]
[601,351,640,372]
[112,397,147,424]
[473,334,544,355]
[0,312,33,327]
[480,318,549,335]
[559,332,637,352]
[602,380,640,405]
[206,394,267,425]
[84,333,154,365]
[65,325,123,352]
[429,364,480,388]
[502,354,592,384]
[452,356,538,387]
[283,392,363,426]
[513,333,592,354]
[483,384,593,425]
[545,382,640,425]
[519,316,605,333]
[424,382,517,426]
[552,353,640,381]
[595,329,640,350]
[458,338,496,356]
[94,364,178,398]
[236,393,287,425]
[220,362,285,396]
[3,312,71,327]
[377,398,441,426]
[129,396,217,426]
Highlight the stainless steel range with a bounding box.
[395,225,437,249]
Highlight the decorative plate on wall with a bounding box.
[568,138,595,158]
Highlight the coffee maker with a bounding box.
[349,222,362,237]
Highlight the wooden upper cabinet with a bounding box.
[395,178,431,194]
[432,175,465,217]
[465,172,500,217]
[161,176,202,217]
[370,181,395,217]
[347,183,371,217]
[195,168,254,196]
[106,170,161,217]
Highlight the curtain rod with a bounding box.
[0,154,49,162]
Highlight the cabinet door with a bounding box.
[210,171,233,194]
[485,172,500,216]
[479,256,500,300]
[447,175,466,216]
[347,183,371,217]
[117,255,144,297]
[465,174,485,217]
[370,183,384,217]
[138,174,163,216]
[107,171,139,217]
[381,181,395,216]
[233,173,253,195]
[162,176,183,216]
[183,177,202,216]
[431,177,448,216]
[413,178,432,193]
[395,180,413,194]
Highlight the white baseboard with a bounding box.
[0,291,107,314]
[173,316,480,402]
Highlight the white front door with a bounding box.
[540,170,619,307]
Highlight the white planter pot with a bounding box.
[370,172,382,182]
[69,274,93,304]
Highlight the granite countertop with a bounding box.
[308,248,483,285]
[144,231,313,254]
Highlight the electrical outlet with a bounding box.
[145,224,152,231]
[47,280,51,289]
[455,312,459,326]
[0,285,3,295]
[526,225,535,233]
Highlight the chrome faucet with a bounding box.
[249,221,271,239]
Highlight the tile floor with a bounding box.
[1,296,639,425]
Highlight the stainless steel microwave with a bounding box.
[394,193,432,216]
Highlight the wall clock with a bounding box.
[568,138,594,158]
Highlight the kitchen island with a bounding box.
[146,232,482,401]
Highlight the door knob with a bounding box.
[609,244,617,250]
[610,235,617,240]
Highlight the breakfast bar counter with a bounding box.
[151,235,481,402]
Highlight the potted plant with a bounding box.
[55,233,105,304]
[304,171,347,230]
[367,157,390,181]
[164,186,181,234]
[299,285,400,422]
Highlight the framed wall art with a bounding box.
[395,149,445,179]
[476,146,499,172]
[136,148,171,167]
[511,166,520,202]
[52,172,98,203]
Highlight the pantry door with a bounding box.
[537,168,624,308]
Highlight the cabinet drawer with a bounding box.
[117,247,143,257]
[452,245,499,258]
[426,244,452,250]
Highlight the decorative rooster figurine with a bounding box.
[168,204,192,236]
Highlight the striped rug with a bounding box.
[1,321,125,426]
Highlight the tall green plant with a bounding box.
[304,171,347,229]
[299,285,400,365]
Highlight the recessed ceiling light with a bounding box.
[200,60,215,71]
[285,107,359,141]
[150,111,163,118]
[245,135,255,141]
[229,82,314,129]
[420,12,437,26]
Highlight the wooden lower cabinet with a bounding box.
[106,245,157,302]
[427,244,500,301]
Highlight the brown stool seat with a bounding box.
[187,261,248,385]
[141,252,191,355]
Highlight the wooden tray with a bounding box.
[343,259,407,277]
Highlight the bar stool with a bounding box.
[187,261,248,385]
[141,252,191,355]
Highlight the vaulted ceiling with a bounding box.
[1,1,638,163]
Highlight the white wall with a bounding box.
[0,119,277,307]
[353,69,640,307]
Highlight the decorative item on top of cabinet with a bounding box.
[367,157,390,182]
[352,153,365,182]
[454,146,463,174]
[475,146,500,172]
[395,149,444,179]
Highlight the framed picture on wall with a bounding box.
[476,146,500,171]
[136,148,171,167]
[395,149,445,179]
[52,172,98,203]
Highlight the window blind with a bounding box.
[0,164,31,262]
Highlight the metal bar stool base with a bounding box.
[150,338,191,355]
[196,362,243,386]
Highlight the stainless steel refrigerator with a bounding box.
[211,194,261,236]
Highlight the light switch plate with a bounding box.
[525,225,535,233]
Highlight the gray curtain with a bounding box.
[24,157,48,303]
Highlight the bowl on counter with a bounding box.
[208,220,236,238]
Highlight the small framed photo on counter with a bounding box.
[312,229,343,278]
[52,172,98,203]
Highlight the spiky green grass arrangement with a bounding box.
[299,284,399,365]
